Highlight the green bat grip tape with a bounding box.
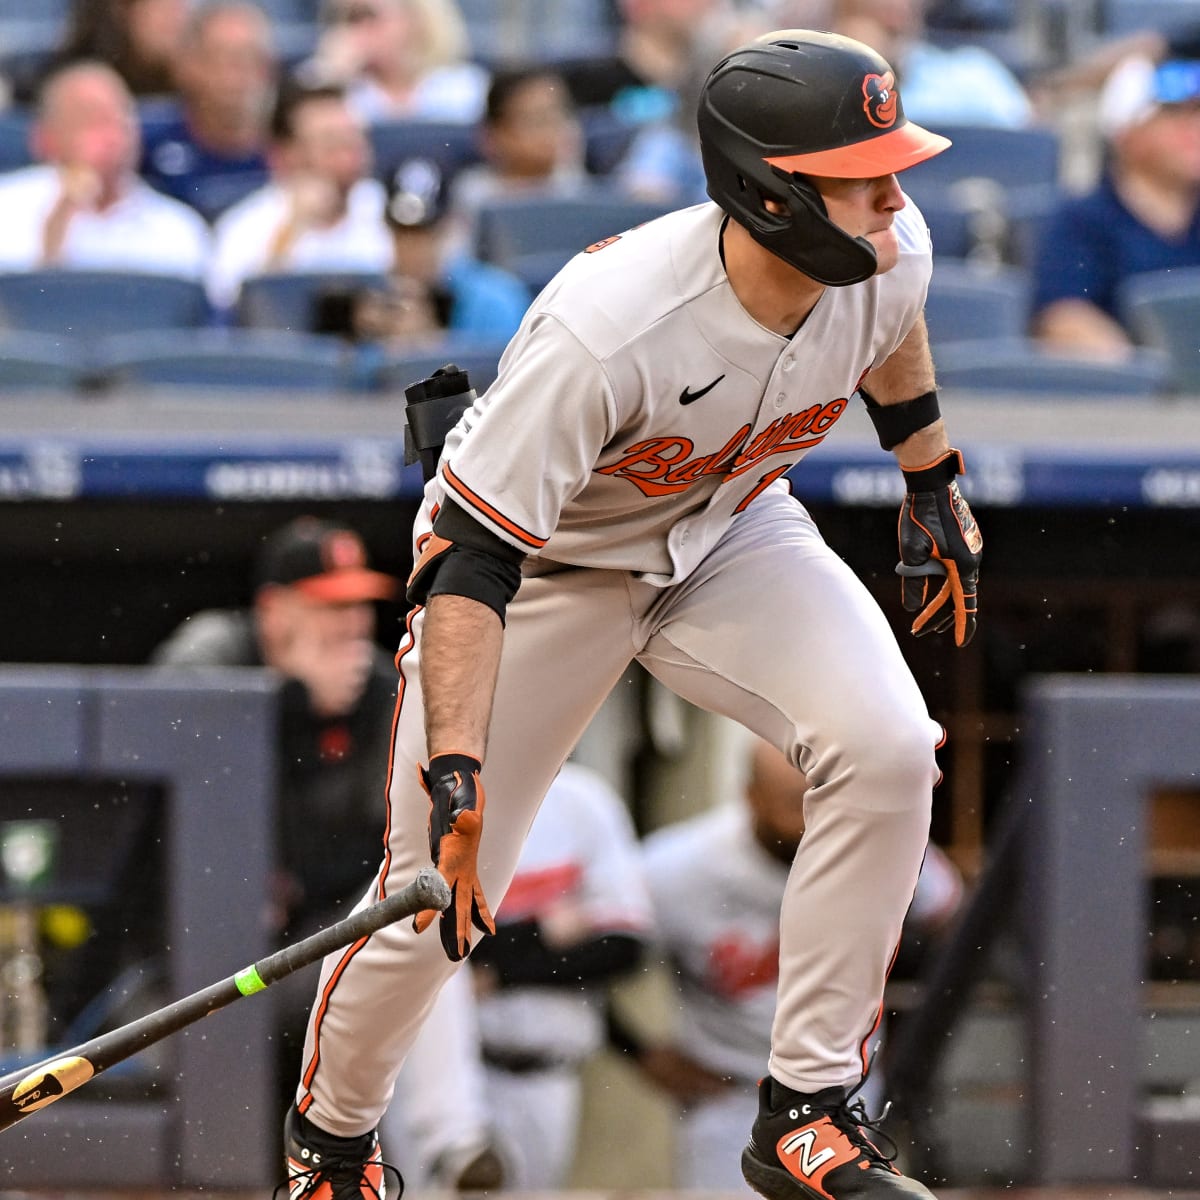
[235,965,266,996]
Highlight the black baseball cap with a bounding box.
[255,517,397,602]
[384,156,449,229]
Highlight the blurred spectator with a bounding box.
[465,761,653,1189]
[315,155,530,345]
[447,65,589,250]
[150,516,400,1110]
[559,0,725,121]
[1031,55,1200,360]
[52,0,191,99]
[0,61,210,276]
[615,736,963,1190]
[299,0,488,124]
[616,10,757,205]
[821,0,1035,128]
[140,1,278,222]
[207,80,392,311]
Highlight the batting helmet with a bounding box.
[697,30,950,286]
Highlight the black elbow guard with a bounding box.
[407,500,525,624]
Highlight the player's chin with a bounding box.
[866,229,900,275]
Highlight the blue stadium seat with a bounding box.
[1101,0,1199,36]
[368,119,482,179]
[96,329,355,392]
[474,192,672,290]
[579,105,640,177]
[236,270,391,331]
[924,261,1031,346]
[909,176,1062,268]
[0,110,32,172]
[1117,267,1200,393]
[0,330,94,390]
[902,124,1061,195]
[932,337,1173,396]
[373,339,508,397]
[0,271,211,336]
[458,0,617,64]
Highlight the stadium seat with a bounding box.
[96,329,355,392]
[0,110,32,172]
[579,105,640,177]
[1101,0,1199,36]
[0,330,94,390]
[368,119,482,180]
[932,337,1173,396]
[903,123,1061,195]
[1118,267,1200,394]
[474,192,673,290]
[0,270,211,337]
[924,261,1031,346]
[458,0,617,64]
[373,339,508,397]
[236,270,390,332]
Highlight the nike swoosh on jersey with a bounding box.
[679,374,726,405]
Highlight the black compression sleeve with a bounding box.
[468,919,645,986]
[406,499,525,620]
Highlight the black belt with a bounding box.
[482,1046,573,1074]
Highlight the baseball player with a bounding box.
[622,734,963,1189]
[283,28,983,1200]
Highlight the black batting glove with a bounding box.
[897,449,982,647]
[413,752,495,961]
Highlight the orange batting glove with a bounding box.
[413,752,495,961]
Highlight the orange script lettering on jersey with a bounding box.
[596,398,848,497]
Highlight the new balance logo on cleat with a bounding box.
[779,1119,852,1182]
[741,1078,935,1200]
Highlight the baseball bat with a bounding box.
[0,866,450,1133]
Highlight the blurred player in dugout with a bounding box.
[150,517,400,1107]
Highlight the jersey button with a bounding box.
[782,356,795,371]
[775,392,786,408]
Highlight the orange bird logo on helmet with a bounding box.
[862,72,898,128]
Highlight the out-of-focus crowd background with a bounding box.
[1,0,1200,1195]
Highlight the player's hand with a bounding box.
[275,624,372,718]
[413,753,495,961]
[637,1044,733,1103]
[55,164,103,210]
[897,449,982,647]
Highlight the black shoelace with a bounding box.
[274,1157,403,1200]
[825,1076,899,1169]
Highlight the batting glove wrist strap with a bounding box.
[900,447,963,492]
[414,752,495,961]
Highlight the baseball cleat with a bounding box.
[742,1076,935,1200]
[281,1105,401,1200]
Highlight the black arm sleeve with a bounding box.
[468,918,645,987]
[433,498,527,563]
[406,498,525,619]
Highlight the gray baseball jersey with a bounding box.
[436,200,929,580]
